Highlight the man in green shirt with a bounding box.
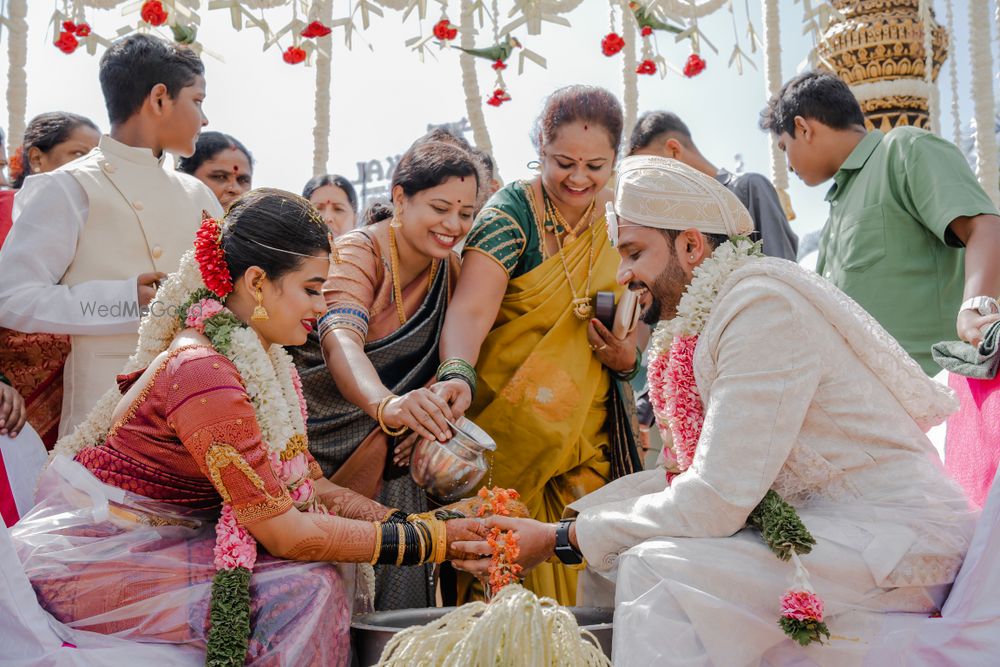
[760,71,1000,375]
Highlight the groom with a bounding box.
[454,156,974,666]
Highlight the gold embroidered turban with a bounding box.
[611,155,754,238]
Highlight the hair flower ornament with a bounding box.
[194,212,233,298]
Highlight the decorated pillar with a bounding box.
[816,0,949,132]
[5,0,28,151]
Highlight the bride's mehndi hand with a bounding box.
[444,518,490,561]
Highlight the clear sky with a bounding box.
[0,1,988,235]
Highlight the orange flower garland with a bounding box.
[477,487,523,594]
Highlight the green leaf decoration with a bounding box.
[778,616,831,646]
[747,490,816,561]
[203,312,244,356]
[206,567,252,667]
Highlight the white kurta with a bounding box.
[570,259,976,667]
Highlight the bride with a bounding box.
[11,189,486,666]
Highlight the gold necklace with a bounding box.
[540,187,597,321]
[388,224,439,326]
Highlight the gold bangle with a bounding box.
[414,520,428,563]
[377,395,408,437]
[370,522,382,566]
[383,508,401,522]
[434,519,447,563]
[396,523,405,566]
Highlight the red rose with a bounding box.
[54,31,79,54]
[141,1,168,27]
[492,59,507,71]
[601,32,625,57]
[636,59,657,75]
[486,88,510,106]
[282,46,307,65]
[433,19,458,41]
[641,26,653,37]
[300,21,332,38]
[683,53,706,77]
[74,22,91,37]
[62,21,77,33]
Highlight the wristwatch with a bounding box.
[554,519,583,565]
[960,296,1000,317]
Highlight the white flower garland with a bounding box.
[620,0,639,144]
[650,237,759,354]
[459,0,495,161]
[312,0,334,176]
[918,0,939,134]
[5,0,28,149]
[54,251,302,459]
[969,0,1000,206]
[760,0,793,220]
[945,0,960,147]
[849,78,934,104]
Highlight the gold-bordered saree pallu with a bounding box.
[467,218,642,605]
[290,265,449,610]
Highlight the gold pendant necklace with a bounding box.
[388,224,438,326]
[541,187,597,321]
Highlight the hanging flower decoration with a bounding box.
[477,488,523,594]
[54,30,80,55]
[193,213,233,298]
[636,59,657,75]
[641,26,653,37]
[601,32,625,57]
[779,587,829,645]
[74,22,91,37]
[282,46,307,65]
[486,87,511,106]
[491,59,507,71]
[433,19,459,42]
[7,147,23,184]
[301,21,332,39]
[140,1,169,27]
[683,53,707,77]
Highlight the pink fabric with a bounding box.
[0,446,18,527]
[945,373,1000,508]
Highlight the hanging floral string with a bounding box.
[602,0,625,56]
[648,238,829,646]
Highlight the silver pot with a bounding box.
[351,606,613,666]
[409,418,496,503]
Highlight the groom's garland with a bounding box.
[647,237,830,647]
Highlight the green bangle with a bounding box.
[612,347,642,382]
[437,358,477,397]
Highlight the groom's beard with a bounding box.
[636,258,687,326]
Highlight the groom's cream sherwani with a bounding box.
[570,258,975,667]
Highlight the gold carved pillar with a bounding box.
[816,0,949,131]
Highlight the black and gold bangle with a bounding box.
[383,509,409,524]
[402,522,422,565]
[377,522,399,565]
[437,358,477,398]
[395,524,406,566]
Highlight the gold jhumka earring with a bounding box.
[251,277,269,321]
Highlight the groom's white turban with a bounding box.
[611,155,754,238]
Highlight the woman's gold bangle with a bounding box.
[395,523,406,566]
[370,521,382,566]
[377,394,408,437]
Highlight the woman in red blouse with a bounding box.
[11,189,486,665]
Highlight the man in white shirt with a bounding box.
[0,34,222,435]
[455,157,974,666]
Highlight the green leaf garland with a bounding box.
[205,567,252,667]
[747,490,817,561]
[778,616,831,647]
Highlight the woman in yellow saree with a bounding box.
[440,86,642,604]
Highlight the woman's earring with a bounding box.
[251,279,269,321]
[390,208,403,228]
[526,159,541,171]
